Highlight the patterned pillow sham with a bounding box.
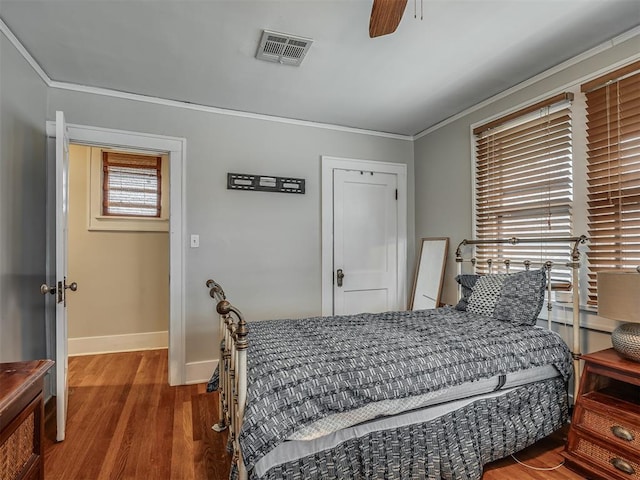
[454,274,480,311]
[464,269,547,326]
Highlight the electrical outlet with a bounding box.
[190,234,199,248]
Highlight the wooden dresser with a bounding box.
[0,360,54,480]
[563,349,640,480]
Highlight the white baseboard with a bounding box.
[185,359,218,385]
[68,331,168,356]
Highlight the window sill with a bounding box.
[88,216,169,233]
[545,301,622,334]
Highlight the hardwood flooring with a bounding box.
[44,350,230,480]
[45,350,584,480]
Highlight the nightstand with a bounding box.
[0,360,54,480]
[563,348,640,480]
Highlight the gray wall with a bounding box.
[47,89,415,363]
[414,34,640,351]
[0,32,48,361]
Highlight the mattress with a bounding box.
[287,364,559,441]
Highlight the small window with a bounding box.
[102,152,162,218]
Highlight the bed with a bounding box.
[206,235,587,480]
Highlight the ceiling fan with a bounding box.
[369,0,409,38]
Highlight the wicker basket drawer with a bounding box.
[576,407,640,454]
[575,436,640,479]
[0,410,36,480]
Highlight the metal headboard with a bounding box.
[455,235,588,400]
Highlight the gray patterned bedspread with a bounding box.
[233,306,572,473]
[256,377,569,480]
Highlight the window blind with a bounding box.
[102,152,162,217]
[583,61,640,305]
[473,93,574,285]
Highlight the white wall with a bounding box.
[0,30,48,361]
[47,89,415,364]
[413,33,640,352]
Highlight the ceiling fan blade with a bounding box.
[369,0,408,38]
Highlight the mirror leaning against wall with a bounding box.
[409,237,449,310]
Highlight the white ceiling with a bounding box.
[1,0,638,136]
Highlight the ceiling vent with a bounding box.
[256,30,313,66]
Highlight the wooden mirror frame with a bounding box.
[409,237,449,310]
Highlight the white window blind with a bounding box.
[583,61,640,305]
[473,93,574,285]
[102,152,162,218]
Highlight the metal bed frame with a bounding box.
[455,235,588,398]
[207,234,588,480]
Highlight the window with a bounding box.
[583,61,640,305]
[88,148,169,232]
[473,93,574,284]
[102,151,162,217]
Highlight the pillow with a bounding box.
[454,274,480,311]
[466,273,509,317]
[465,269,547,326]
[492,269,547,325]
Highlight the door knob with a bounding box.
[40,284,56,295]
[65,282,78,292]
[336,269,345,287]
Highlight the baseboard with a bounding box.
[68,331,168,356]
[185,359,218,385]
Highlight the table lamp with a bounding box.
[598,268,640,362]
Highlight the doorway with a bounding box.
[45,120,186,386]
[66,144,170,355]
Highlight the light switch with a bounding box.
[190,234,200,248]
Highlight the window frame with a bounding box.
[88,147,169,232]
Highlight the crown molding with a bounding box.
[414,24,640,140]
[0,17,411,141]
[0,17,50,84]
[47,81,412,140]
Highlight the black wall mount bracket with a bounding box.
[227,173,305,194]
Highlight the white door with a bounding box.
[333,169,399,315]
[43,111,75,441]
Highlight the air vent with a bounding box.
[256,30,313,66]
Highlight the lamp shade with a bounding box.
[598,270,640,362]
[597,271,640,323]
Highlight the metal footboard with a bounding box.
[206,279,249,480]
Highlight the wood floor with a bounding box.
[45,350,585,480]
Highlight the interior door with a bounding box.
[333,169,398,315]
[52,111,72,441]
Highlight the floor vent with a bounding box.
[256,30,313,66]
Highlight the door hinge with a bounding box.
[395,189,398,200]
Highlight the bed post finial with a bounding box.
[217,299,232,315]
[235,317,249,351]
[207,279,227,300]
[570,235,588,266]
[455,239,468,262]
[217,300,249,350]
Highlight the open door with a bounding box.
[41,111,77,441]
